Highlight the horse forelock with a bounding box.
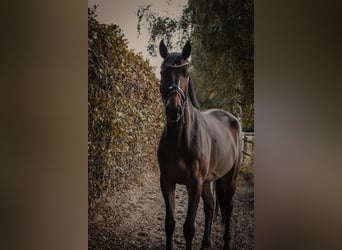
[162,52,182,67]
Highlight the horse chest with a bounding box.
[158,150,199,184]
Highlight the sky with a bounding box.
[88,0,187,71]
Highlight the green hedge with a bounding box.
[88,7,163,207]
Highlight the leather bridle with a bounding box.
[160,62,190,122]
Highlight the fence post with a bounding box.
[243,135,247,162]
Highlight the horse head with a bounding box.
[159,40,191,123]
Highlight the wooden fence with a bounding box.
[242,132,254,162]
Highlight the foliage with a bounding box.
[137,0,254,129]
[137,4,191,56]
[88,6,164,207]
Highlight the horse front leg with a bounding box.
[160,177,176,250]
[184,179,202,250]
[201,182,214,249]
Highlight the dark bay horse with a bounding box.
[157,40,242,250]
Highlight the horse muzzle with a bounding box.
[165,104,183,123]
[162,85,186,123]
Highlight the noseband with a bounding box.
[161,85,187,123]
[162,85,186,105]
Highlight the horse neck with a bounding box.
[166,101,197,147]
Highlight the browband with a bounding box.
[165,62,190,68]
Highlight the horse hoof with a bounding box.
[200,246,210,250]
[200,240,211,249]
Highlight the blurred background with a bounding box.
[1,0,341,249]
[88,1,254,248]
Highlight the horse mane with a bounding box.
[188,76,200,109]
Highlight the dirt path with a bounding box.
[89,162,254,249]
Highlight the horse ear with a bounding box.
[181,41,191,60]
[159,40,168,59]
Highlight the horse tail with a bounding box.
[212,181,219,221]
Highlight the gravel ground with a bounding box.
[89,162,254,249]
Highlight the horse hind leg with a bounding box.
[216,169,237,250]
[223,190,235,250]
[200,182,214,249]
